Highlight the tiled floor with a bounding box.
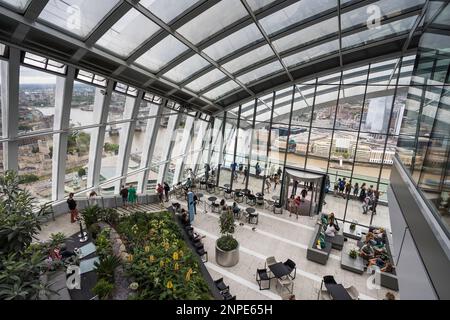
[37,194,398,300]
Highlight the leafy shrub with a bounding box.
[217,235,238,251]
[81,205,102,228]
[92,279,114,300]
[88,223,101,240]
[94,255,121,282]
[49,232,66,249]
[95,228,113,258]
[99,208,119,226]
[18,174,39,184]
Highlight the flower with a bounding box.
[127,254,133,262]
[174,262,179,271]
[172,252,179,260]
[178,250,184,257]
[144,246,150,253]
[160,260,165,268]
[166,280,173,289]
[129,282,139,290]
[149,255,155,262]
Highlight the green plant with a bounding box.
[349,249,358,259]
[94,255,121,282]
[49,232,66,249]
[0,171,56,300]
[95,228,112,258]
[77,167,86,178]
[350,223,356,231]
[217,211,238,251]
[88,223,101,240]
[99,208,119,226]
[92,279,114,300]
[18,174,40,184]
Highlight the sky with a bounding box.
[19,66,58,84]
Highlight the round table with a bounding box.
[256,192,264,198]
[208,196,217,203]
[246,207,258,225]
[224,184,230,189]
[272,195,280,201]
[246,207,256,214]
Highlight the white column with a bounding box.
[157,111,181,185]
[51,66,75,201]
[172,115,195,183]
[137,100,165,194]
[193,120,211,175]
[86,81,113,189]
[1,47,20,171]
[113,92,142,192]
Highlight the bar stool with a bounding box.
[224,189,233,199]
[234,191,244,203]
[246,194,256,206]
[200,180,206,190]
[256,196,265,207]
[273,202,283,214]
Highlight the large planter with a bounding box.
[215,241,239,267]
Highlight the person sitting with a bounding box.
[328,212,340,231]
[360,240,375,260]
[324,221,337,237]
[219,199,227,211]
[232,202,240,216]
[367,255,389,270]
[181,209,190,226]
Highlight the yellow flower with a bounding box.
[127,254,133,262]
[144,246,150,253]
[148,255,155,263]
[174,262,179,271]
[166,281,173,289]
[179,250,183,257]
[160,260,165,268]
[185,268,193,282]
[172,252,179,261]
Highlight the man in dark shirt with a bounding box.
[67,193,78,223]
[120,185,129,207]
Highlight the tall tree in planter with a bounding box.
[0,170,54,300]
[215,210,239,267]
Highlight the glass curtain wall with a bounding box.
[217,55,416,230]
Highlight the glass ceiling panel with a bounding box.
[184,69,226,92]
[96,8,160,57]
[38,0,120,38]
[259,0,336,36]
[202,80,240,100]
[247,0,277,11]
[134,35,188,72]
[139,0,200,23]
[341,16,416,50]
[341,0,425,30]
[0,0,31,12]
[202,23,263,61]
[273,17,338,53]
[283,40,339,68]
[237,61,283,84]
[177,0,248,45]
[163,54,210,83]
[222,44,274,74]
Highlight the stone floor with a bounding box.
[182,188,399,300]
[37,195,398,300]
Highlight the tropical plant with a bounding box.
[0,170,51,254]
[349,248,359,259]
[95,228,113,258]
[217,211,238,251]
[77,167,86,178]
[80,205,102,227]
[94,255,121,282]
[99,208,119,226]
[92,279,114,300]
[0,171,56,300]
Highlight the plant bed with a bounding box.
[116,211,212,300]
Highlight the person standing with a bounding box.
[265,176,271,193]
[353,182,359,198]
[128,184,137,207]
[120,185,129,207]
[163,182,170,202]
[255,162,261,176]
[156,183,164,203]
[67,193,78,223]
[273,174,279,191]
[277,167,283,177]
[359,183,367,201]
[242,166,248,184]
[300,188,308,202]
[345,180,351,199]
[292,180,299,197]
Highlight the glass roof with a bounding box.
[0,0,426,108]
[139,0,200,23]
[0,0,31,12]
[163,54,210,83]
[38,0,120,38]
[134,35,189,73]
[96,8,160,57]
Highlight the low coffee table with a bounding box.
[340,252,365,275]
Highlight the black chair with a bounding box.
[256,268,271,290]
[222,291,236,300]
[196,245,208,263]
[283,259,297,280]
[214,278,229,294]
[323,275,337,284]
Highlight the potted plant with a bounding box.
[349,248,358,259]
[215,211,239,267]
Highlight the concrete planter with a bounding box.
[215,241,239,267]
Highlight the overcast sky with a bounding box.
[19,66,58,84]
